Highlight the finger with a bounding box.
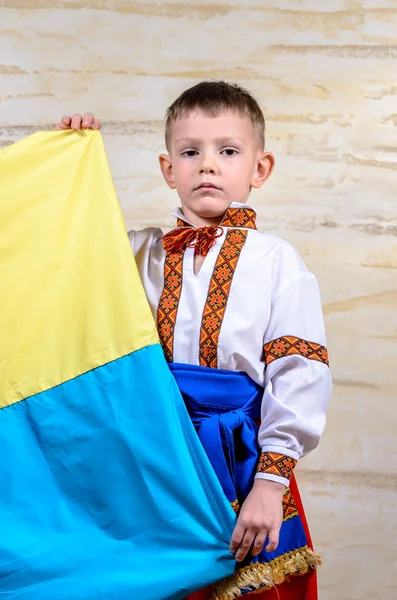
[229,522,245,554]
[92,117,102,130]
[71,114,82,131]
[250,532,268,557]
[54,116,72,131]
[55,122,72,131]
[235,530,256,563]
[265,525,280,553]
[82,112,94,128]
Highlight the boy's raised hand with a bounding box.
[54,113,102,131]
[230,478,284,562]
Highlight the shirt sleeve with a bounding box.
[255,244,332,488]
[128,227,163,257]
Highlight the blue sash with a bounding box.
[169,362,262,508]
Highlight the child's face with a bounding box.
[159,110,274,226]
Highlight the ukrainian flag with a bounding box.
[0,131,236,599]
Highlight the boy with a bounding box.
[55,81,331,599]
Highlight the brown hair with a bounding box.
[165,80,265,149]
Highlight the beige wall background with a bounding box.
[1,1,397,598]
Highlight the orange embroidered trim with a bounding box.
[257,452,297,481]
[264,336,329,366]
[220,207,257,229]
[282,488,299,522]
[199,229,248,368]
[176,206,257,230]
[230,499,240,514]
[157,250,184,362]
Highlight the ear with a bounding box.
[159,153,176,189]
[251,152,275,189]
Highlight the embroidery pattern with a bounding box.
[176,206,257,230]
[199,229,248,368]
[157,250,184,362]
[161,207,254,363]
[257,451,297,481]
[264,336,329,366]
[220,207,257,230]
[230,499,240,514]
[282,488,299,522]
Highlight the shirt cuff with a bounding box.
[256,450,298,487]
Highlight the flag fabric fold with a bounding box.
[0,130,236,600]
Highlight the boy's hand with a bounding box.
[230,479,284,562]
[54,113,102,131]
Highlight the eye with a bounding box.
[182,150,199,157]
[221,148,238,156]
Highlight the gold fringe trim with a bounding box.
[212,546,322,600]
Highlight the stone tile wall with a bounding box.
[1,2,396,597]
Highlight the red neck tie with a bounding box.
[163,226,223,257]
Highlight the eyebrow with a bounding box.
[174,137,246,146]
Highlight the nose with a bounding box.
[199,154,217,175]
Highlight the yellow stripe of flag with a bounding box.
[0,130,158,409]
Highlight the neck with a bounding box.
[180,207,225,228]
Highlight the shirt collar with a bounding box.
[170,202,257,230]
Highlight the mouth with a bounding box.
[195,183,221,191]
